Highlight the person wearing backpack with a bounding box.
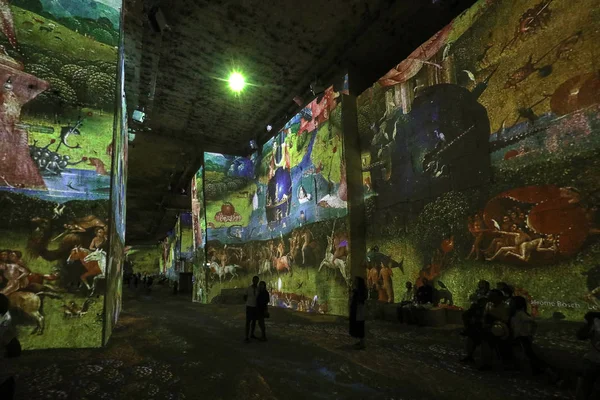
[576,312,600,400]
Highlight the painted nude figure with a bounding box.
[502,234,557,262]
[380,262,394,303]
[486,224,531,261]
[0,250,30,295]
[301,228,313,265]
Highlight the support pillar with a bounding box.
[341,91,366,281]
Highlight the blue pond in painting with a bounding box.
[0,168,111,202]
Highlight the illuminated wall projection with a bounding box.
[160,217,180,281]
[192,166,207,302]
[358,0,600,319]
[203,82,352,315]
[126,246,160,276]
[0,0,123,348]
[104,9,127,345]
[179,211,194,269]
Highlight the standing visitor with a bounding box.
[244,276,259,343]
[349,277,367,349]
[509,296,555,377]
[253,281,270,341]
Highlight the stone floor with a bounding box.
[2,285,587,400]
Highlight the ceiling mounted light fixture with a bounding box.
[266,124,272,132]
[228,71,246,93]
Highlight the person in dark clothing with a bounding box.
[349,276,367,349]
[460,296,490,364]
[497,282,514,299]
[244,276,260,343]
[252,281,270,341]
[509,296,556,378]
[469,280,491,303]
[479,289,511,370]
[172,280,178,295]
[462,280,491,334]
[416,278,433,304]
[146,276,154,293]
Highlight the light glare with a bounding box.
[228,72,246,92]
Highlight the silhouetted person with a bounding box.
[253,281,270,341]
[461,297,488,364]
[244,276,259,343]
[349,276,367,349]
[576,312,600,400]
[172,280,178,295]
[146,276,154,293]
[398,281,415,324]
[496,282,514,299]
[416,278,433,305]
[509,296,556,379]
[462,280,491,334]
[479,289,510,371]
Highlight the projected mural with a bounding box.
[104,19,126,345]
[179,212,194,264]
[160,217,180,281]
[202,82,352,315]
[358,0,600,318]
[0,0,122,348]
[192,166,207,302]
[126,246,160,276]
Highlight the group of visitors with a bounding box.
[243,276,270,343]
[348,276,599,398]
[396,279,435,324]
[125,272,157,292]
[460,279,599,399]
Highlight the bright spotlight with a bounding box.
[266,124,272,132]
[228,72,246,93]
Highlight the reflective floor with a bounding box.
[3,285,585,400]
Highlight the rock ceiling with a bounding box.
[124,0,476,242]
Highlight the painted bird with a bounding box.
[0,0,17,49]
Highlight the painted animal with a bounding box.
[8,291,61,335]
[275,255,291,275]
[66,246,103,291]
[88,157,108,175]
[62,298,93,318]
[25,271,61,293]
[209,261,240,282]
[27,217,97,261]
[83,249,107,296]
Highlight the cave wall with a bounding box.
[0,0,124,348]
[358,0,600,319]
[199,83,353,315]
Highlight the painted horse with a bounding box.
[66,246,103,292]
